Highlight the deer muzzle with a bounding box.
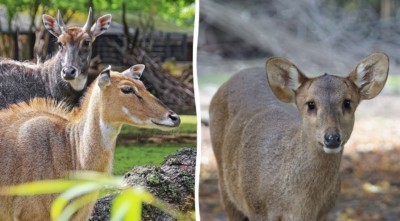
[322,129,342,154]
[62,66,78,80]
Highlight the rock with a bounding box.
[90,147,196,221]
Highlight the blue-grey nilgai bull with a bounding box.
[0,8,112,109]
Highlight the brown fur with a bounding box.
[0,67,180,221]
[209,53,389,221]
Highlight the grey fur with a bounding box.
[209,53,389,221]
[0,56,84,109]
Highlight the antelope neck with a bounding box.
[70,84,122,172]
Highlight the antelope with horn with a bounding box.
[0,8,112,108]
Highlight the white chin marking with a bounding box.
[66,73,87,91]
[323,146,342,154]
[154,118,175,127]
[121,107,145,125]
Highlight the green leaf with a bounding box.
[111,188,148,221]
[51,182,104,220]
[0,180,80,196]
[57,191,109,221]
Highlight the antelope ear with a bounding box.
[98,65,112,88]
[347,52,389,100]
[122,64,145,80]
[266,57,308,103]
[90,14,112,38]
[42,13,63,37]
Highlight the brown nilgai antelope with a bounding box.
[209,53,389,221]
[0,8,111,109]
[0,64,180,221]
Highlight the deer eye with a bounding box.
[58,42,63,50]
[121,87,134,94]
[307,101,316,111]
[343,99,351,109]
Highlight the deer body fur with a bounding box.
[209,53,389,221]
[0,65,180,221]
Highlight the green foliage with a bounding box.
[0,0,194,29]
[0,171,193,221]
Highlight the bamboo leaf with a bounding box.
[51,182,103,220]
[57,191,109,221]
[0,180,80,196]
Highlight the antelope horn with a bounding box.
[57,10,66,32]
[82,7,93,33]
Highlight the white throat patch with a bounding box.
[67,73,87,91]
[99,119,120,150]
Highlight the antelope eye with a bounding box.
[343,99,351,109]
[121,87,134,94]
[58,42,63,49]
[307,101,316,111]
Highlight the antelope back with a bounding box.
[42,8,112,91]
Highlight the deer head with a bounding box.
[42,8,112,91]
[266,53,389,154]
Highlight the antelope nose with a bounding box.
[168,112,181,126]
[324,132,341,149]
[62,67,77,80]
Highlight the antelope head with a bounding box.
[97,65,181,130]
[42,7,112,91]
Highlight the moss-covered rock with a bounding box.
[89,147,196,221]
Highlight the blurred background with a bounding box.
[198,0,400,220]
[0,0,196,219]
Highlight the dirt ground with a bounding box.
[198,55,400,221]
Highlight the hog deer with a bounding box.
[0,65,180,221]
[209,53,389,221]
[0,8,111,109]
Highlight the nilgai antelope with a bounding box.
[209,53,389,221]
[0,8,111,109]
[0,65,180,221]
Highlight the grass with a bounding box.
[113,115,197,175]
[113,144,190,175]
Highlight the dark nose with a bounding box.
[324,132,341,149]
[168,112,181,126]
[62,67,77,80]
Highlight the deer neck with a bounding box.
[69,85,122,173]
[284,128,342,179]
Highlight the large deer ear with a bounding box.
[347,52,389,100]
[98,65,112,89]
[266,57,308,103]
[122,64,145,80]
[42,11,64,37]
[90,14,112,38]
